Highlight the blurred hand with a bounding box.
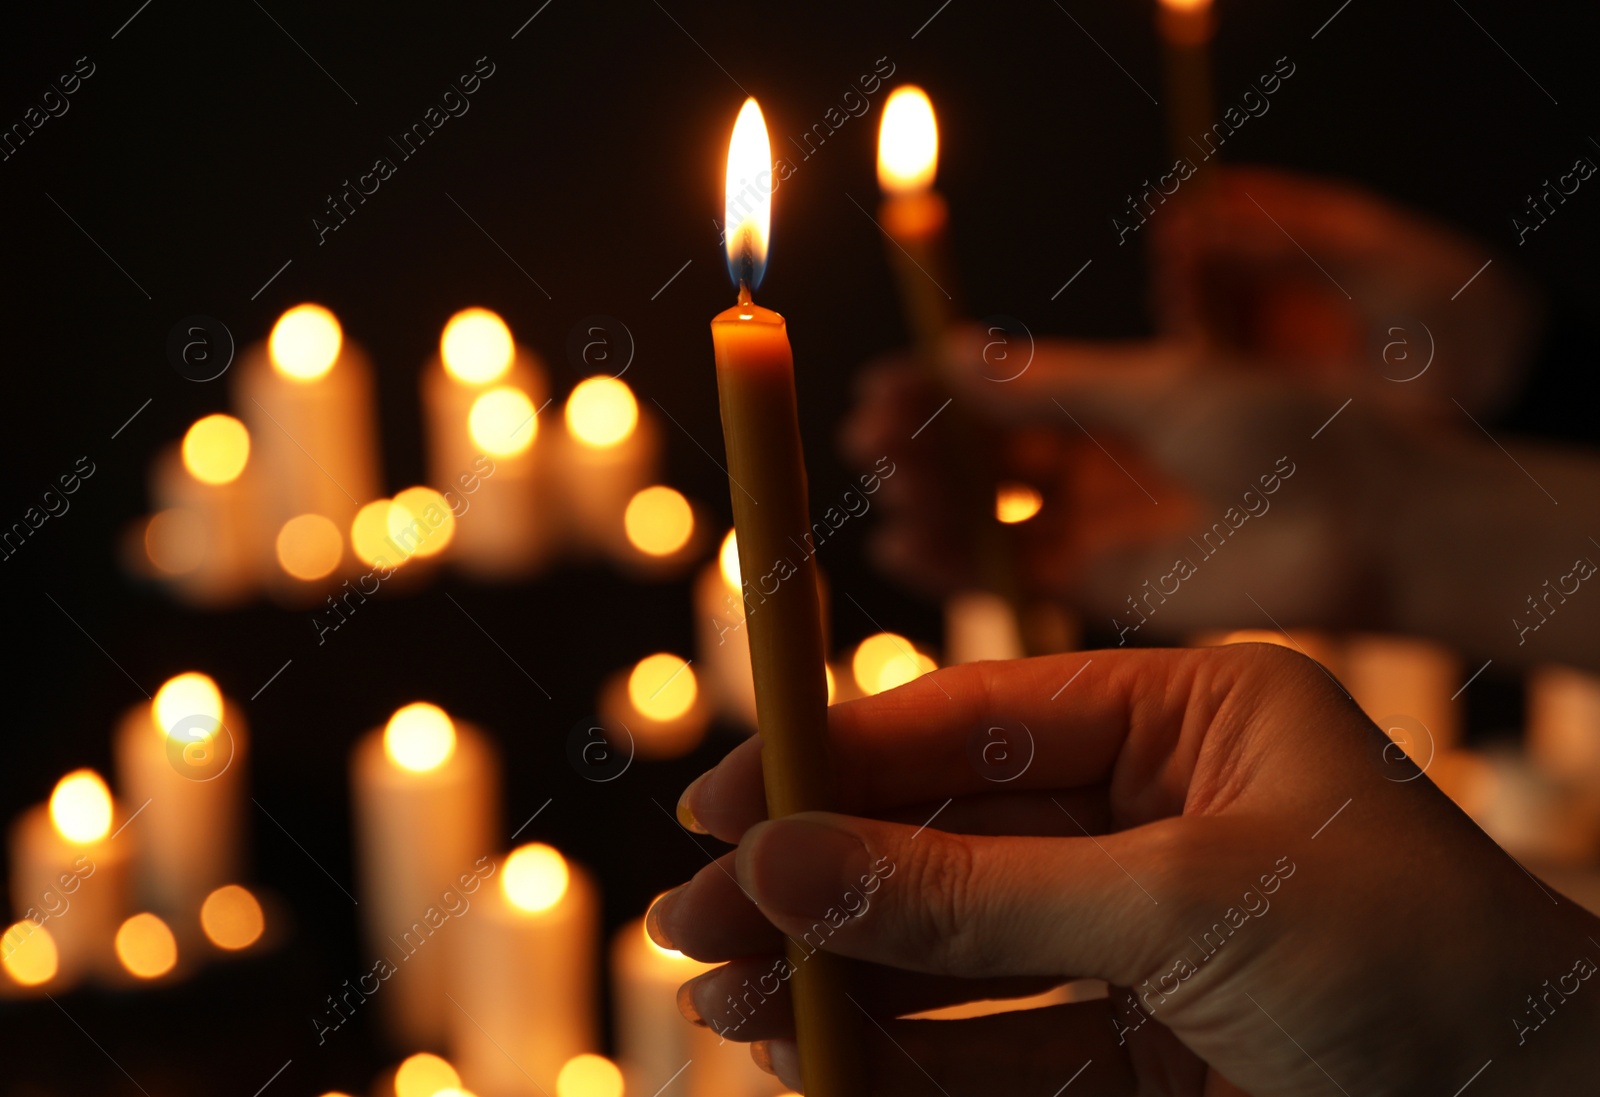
[1149,165,1542,416]
[843,332,1429,637]
[653,647,1600,1095]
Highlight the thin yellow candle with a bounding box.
[1157,0,1215,164]
[694,530,758,728]
[146,414,259,605]
[710,96,862,1097]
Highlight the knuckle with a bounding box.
[899,833,994,975]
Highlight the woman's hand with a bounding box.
[651,647,1600,1095]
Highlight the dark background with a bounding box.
[1,1,1597,1092]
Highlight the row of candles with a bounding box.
[135,303,703,606]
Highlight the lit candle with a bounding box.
[113,672,249,926]
[422,308,555,576]
[349,702,498,1047]
[1156,0,1215,164]
[1527,665,1600,787]
[877,87,1037,643]
[198,883,267,954]
[612,908,786,1097]
[711,97,862,1097]
[556,376,661,557]
[451,843,599,1097]
[943,591,1024,665]
[113,910,180,983]
[1,919,61,994]
[597,652,710,760]
[557,1054,624,1097]
[145,413,260,605]
[6,769,132,985]
[1343,635,1462,762]
[850,633,937,697]
[876,86,955,363]
[234,304,381,570]
[619,484,703,576]
[693,530,758,728]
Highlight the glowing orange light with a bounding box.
[566,376,639,449]
[392,487,455,558]
[878,86,939,195]
[182,414,250,485]
[199,884,265,950]
[48,770,112,844]
[718,529,741,591]
[556,1054,624,1097]
[153,672,223,741]
[114,913,177,979]
[351,500,402,567]
[724,98,773,288]
[269,304,342,381]
[995,483,1043,524]
[624,486,694,557]
[441,308,514,385]
[383,703,456,773]
[1,921,58,987]
[144,508,205,574]
[502,843,569,913]
[628,654,698,722]
[394,1053,460,1097]
[852,633,935,695]
[469,386,537,456]
[276,514,343,580]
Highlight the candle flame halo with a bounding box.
[502,842,570,913]
[49,769,113,845]
[556,1054,624,1097]
[114,912,178,979]
[269,304,342,381]
[384,702,457,772]
[878,86,939,195]
[394,1053,460,1097]
[1,920,58,986]
[724,98,773,292]
[153,672,224,741]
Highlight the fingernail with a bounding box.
[677,772,710,833]
[737,816,870,921]
[676,980,706,1026]
[750,1040,775,1074]
[646,885,685,951]
[767,1038,803,1091]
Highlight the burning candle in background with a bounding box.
[114,672,248,929]
[451,842,599,1097]
[7,769,132,985]
[235,304,380,581]
[613,906,786,1097]
[711,97,862,1097]
[556,1054,624,1097]
[1156,0,1215,164]
[597,652,710,760]
[0,919,60,993]
[619,484,703,576]
[557,376,661,557]
[944,591,1024,664]
[694,530,758,728]
[393,1052,462,1097]
[1343,635,1462,762]
[1527,665,1600,791]
[850,632,937,696]
[145,413,259,605]
[423,307,553,577]
[350,702,498,1048]
[113,910,179,982]
[198,883,266,953]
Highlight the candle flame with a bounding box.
[624,486,694,557]
[556,1054,624,1097]
[628,653,698,722]
[199,884,265,950]
[182,414,251,485]
[878,86,939,195]
[1159,0,1211,10]
[724,98,773,291]
[114,912,178,979]
[49,769,113,845]
[395,1054,460,1097]
[269,304,342,381]
[502,843,570,913]
[384,702,457,772]
[995,483,1043,524]
[1,920,58,986]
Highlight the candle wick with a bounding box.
[736,281,753,307]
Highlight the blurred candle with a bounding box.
[1343,634,1461,762]
[146,413,259,605]
[1,919,60,993]
[613,909,786,1097]
[113,911,179,981]
[851,633,937,696]
[1527,666,1600,791]
[7,770,132,985]
[694,530,758,728]
[114,672,249,923]
[557,1055,624,1097]
[1156,0,1215,165]
[557,376,661,556]
[944,591,1024,665]
[198,883,266,953]
[234,304,380,560]
[452,843,599,1097]
[395,1052,462,1097]
[598,653,710,760]
[350,702,498,1047]
[712,97,860,1097]
[422,308,553,577]
[619,484,704,576]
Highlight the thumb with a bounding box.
[734,809,1196,988]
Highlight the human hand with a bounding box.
[651,647,1600,1095]
[1148,165,1542,416]
[843,332,1429,638]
